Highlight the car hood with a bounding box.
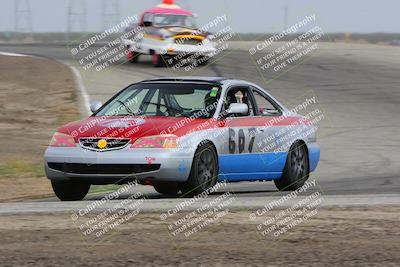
[58,116,210,142]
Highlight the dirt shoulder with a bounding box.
[0,55,80,201]
[0,206,398,266]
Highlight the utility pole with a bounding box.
[102,0,120,31]
[67,0,87,40]
[284,4,289,30]
[14,0,33,33]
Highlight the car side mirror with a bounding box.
[143,21,152,27]
[226,103,248,115]
[90,101,102,113]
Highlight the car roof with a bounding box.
[138,77,263,89]
[133,77,287,112]
[143,7,193,16]
[140,76,229,85]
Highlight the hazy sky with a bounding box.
[1,0,399,33]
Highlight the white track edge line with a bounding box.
[69,65,91,117]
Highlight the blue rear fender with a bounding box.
[217,141,320,182]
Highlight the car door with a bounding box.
[249,87,289,175]
[218,85,289,181]
[140,13,162,52]
[218,86,272,181]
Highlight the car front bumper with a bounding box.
[124,39,217,57]
[44,146,194,184]
[162,44,217,57]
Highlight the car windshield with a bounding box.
[153,14,197,28]
[95,83,221,118]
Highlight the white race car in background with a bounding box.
[123,0,216,67]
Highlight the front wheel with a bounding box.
[180,143,218,196]
[51,180,90,201]
[274,142,309,191]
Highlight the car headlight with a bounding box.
[49,132,76,147]
[131,134,178,149]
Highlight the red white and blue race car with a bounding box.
[123,0,216,67]
[44,77,320,201]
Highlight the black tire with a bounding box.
[180,143,218,196]
[274,142,309,191]
[197,56,209,66]
[127,48,140,63]
[152,53,165,67]
[153,182,180,195]
[51,180,90,201]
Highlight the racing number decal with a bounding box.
[228,128,256,154]
[228,129,235,154]
[238,129,245,153]
[248,128,256,153]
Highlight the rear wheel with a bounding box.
[274,142,309,191]
[126,48,140,63]
[180,143,218,196]
[51,180,90,201]
[153,182,180,195]
[152,53,165,67]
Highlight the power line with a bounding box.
[67,0,87,34]
[284,4,289,30]
[14,0,33,32]
[102,0,120,31]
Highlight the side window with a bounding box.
[252,89,280,116]
[142,13,153,25]
[224,88,256,117]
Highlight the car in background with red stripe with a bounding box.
[123,0,216,67]
[44,77,320,201]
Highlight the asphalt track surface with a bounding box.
[1,42,399,210]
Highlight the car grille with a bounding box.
[79,138,130,152]
[48,163,161,175]
[174,38,202,45]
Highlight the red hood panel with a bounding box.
[58,116,210,142]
